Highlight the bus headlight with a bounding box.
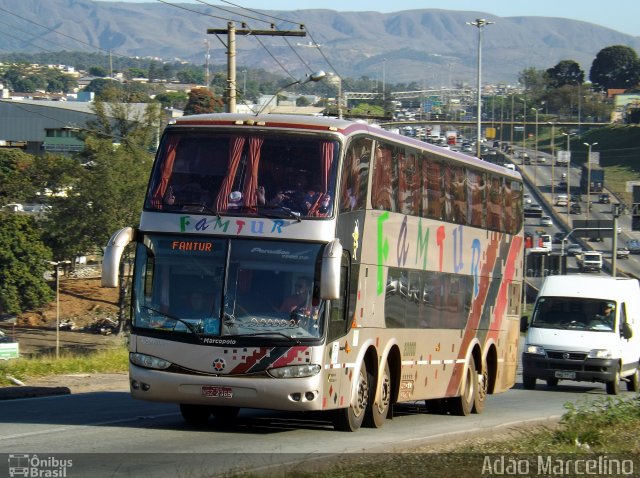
[588,349,612,359]
[268,364,321,379]
[130,352,172,370]
[525,345,546,355]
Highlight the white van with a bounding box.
[521,275,640,394]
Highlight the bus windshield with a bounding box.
[132,234,325,340]
[145,131,340,218]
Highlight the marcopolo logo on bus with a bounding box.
[7,454,73,477]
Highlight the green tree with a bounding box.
[42,99,159,262]
[518,67,548,99]
[546,60,584,88]
[0,149,40,204]
[155,91,188,109]
[89,66,108,77]
[296,96,311,107]
[84,78,123,101]
[590,45,640,91]
[177,68,205,85]
[183,88,223,115]
[0,213,53,314]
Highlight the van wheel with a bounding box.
[179,404,211,424]
[626,366,639,392]
[606,366,621,395]
[450,360,477,416]
[333,361,370,431]
[523,375,536,390]
[364,361,391,428]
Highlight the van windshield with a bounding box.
[531,297,616,332]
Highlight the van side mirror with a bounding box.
[621,322,633,340]
[520,316,529,333]
[320,239,342,300]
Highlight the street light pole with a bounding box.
[48,260,71,359]
[521,98,527,161]
[584,142,598,222]
[531,107,541,186]
[548,121,556,201]
[467,18,494,158]
[256,70,326,115]
[562,132,573,224]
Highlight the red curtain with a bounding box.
[215,136,246,211]
[308,141,334,216]
[241,137,264,211]
[151,135,181,208]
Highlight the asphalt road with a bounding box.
[0,361,634,477]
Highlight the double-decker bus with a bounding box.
[102,113,524,432]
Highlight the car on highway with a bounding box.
[616,247,630,259]
[540,215,553,227]
[523,193,532,204]
[553,232,565,244]
[524,203,543,218]
[626,239,640,254]
[570,203,582,214]
[599,193,610,204]
[567,244,582,256]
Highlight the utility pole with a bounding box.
[207,23,306,113]
[204,39,210,89]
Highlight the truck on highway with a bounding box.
[580,164,604,194]
[521,275,640,394]
[575,251,603,272]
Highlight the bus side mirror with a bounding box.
[520,316,529,333]
[102,227,135,287]
[621,322,633,340]
[320,239,342,300]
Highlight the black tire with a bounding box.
[626,366,639,392]
[364,361,391,428]
[473,360,488,414]
[333,361,370,432]
[523,375,536,390]
[546,378,559,387]
[179,404,211,424]
[450,360,477,416]
[211,406,240,423]
[424,398,446,414]
[606,365,621,395]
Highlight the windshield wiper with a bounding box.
[140,305,204,343]
[169,202,220,218]
[256,205,302,222]
[243,331,302,344]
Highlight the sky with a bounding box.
[110,0,640,37]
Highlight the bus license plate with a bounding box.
[555,371,576,379]
[202,386,233,398]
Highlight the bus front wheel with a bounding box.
[179,404,211,424]
[333,361,370,432]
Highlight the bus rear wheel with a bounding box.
[333,361,370,432]
[364,361,391,428]
[450,360,477,416]
[179,404,211,424]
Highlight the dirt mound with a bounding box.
[18,277,120,329]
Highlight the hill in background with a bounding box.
[1,0,640,84]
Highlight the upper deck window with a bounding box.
[145,131,340,218]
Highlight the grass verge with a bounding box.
[0,346,128,386]
[231,396,640,478]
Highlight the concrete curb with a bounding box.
[0,386,71,400]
